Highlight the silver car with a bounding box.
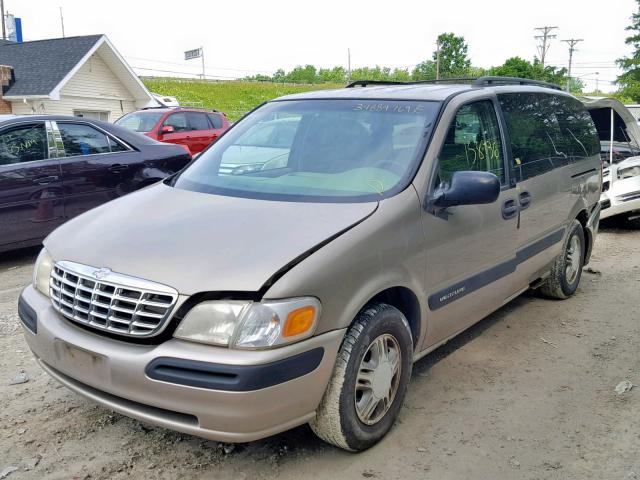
[19,77,602,451]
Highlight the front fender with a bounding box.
[263,187,429,349]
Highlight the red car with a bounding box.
[115,108,230,154]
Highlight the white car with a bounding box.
[580,97,640,224]
[601,155,640,221]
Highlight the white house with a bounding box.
[0,34,155,121]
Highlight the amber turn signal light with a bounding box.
[283,306,316,337]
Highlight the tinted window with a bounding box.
[499,93,557,179]
[0,123,48,165]
[499,93,599,181]
[187,112,210,131]
[554,96,600,159]
[208,113,223,129]
[438,100,505,184]
[163,113,190,132]
[58,123,111,157]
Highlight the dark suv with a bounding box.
[0,115,191,252]
[115,108,230,155]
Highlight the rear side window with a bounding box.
[187,112,211,131]
[553,96,600,159]
[108,136,128,153]
[499,93,599,181]
[0,123,48,165]
[437,100,505,184]
[208,113,224,129]
[58,123,111,157]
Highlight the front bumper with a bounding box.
[600,175,640,220]
[19,285,344,443]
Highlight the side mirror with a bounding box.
[431,171,500,208]
[159,125,175,135]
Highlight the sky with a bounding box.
[10,0,639,92]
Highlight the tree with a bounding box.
[434,33,471,77]
[617,1,640,101]
[489,56,572,89]
[318,66,346,83]
[411,60,436,80]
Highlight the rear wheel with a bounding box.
[310,303,413,451]
[540,219,585,299]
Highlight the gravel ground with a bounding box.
[1,223,639,480]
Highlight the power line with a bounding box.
[124,55,274,75]
[131,65,242,80]
[534,26,558,67]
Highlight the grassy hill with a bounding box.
[141,78,344,121]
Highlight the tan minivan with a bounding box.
[19,77,602,451]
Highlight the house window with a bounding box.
[73,110,109,122]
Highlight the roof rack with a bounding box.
[473,76,562,90]
[346,80,408,88]
[345,76,562,91]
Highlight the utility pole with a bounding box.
[562,38,583,92]
[201,46,205,80]
[595,72,600,93]
[435,39,441,80]
[534,26,558,67]
[347,48,351,81]
[60,7,65,38]
[0,0,6,41]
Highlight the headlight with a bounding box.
[618,166,640,179]
[174,297,321,349]
[33,248,54,297]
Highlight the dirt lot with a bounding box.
[1,224,639,480]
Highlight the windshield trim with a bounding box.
[170,98,443,204]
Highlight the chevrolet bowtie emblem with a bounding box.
[92,267,112,280]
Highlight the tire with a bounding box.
[310,303,413,451]
[623,214,640,230]
[540,219,585,299]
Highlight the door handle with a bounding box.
[519,191,532,210]
[502,199,519,220]
[108,164,129,173]
[32,175,59,185]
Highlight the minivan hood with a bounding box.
[44,183,377,295]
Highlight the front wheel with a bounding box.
[540,219,585,299]
[310,303,413,451]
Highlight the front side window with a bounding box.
[57,123,111,157]
[163,113,190,132]
[173,99,440,202]
[437,100,505,184]
[0,123,48,165]
[115,111,164,133]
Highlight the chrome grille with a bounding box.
[50,261,178,337]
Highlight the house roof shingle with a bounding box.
[0,34,103,97]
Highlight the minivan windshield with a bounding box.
[172,99,440,202]
[115,111,164,133]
